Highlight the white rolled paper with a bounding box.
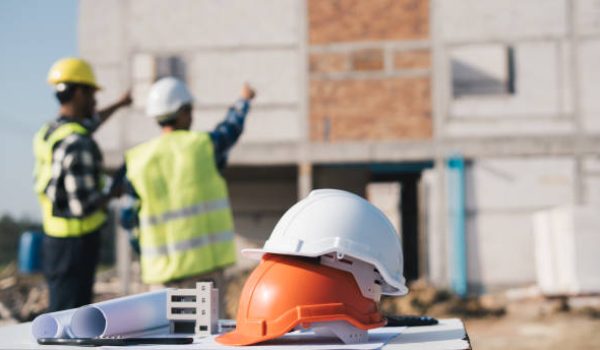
[70,290,168,338]
[31,308,77,339]
[31,290,169,340]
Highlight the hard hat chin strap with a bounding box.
[320,254,383,301]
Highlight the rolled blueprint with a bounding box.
[70,290,168,338]
[31,308,77,339]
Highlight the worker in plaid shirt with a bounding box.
[44,116,112,218]
[34,58,132,312]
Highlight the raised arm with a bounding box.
[209,83,256,169]
[96,90,133,126]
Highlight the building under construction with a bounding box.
[79,0,600,295]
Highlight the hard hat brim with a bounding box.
[241,248,409,296]
[50,81,102,91]
[217,313,385,346]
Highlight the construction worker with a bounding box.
[33,58,132,312]
[119,77,255,314]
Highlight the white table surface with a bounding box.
[0,318,471,350]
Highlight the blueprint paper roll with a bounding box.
[70,290,168,338]
[31,308,77,339]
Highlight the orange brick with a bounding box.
[310,77,432,141]
[351,49,384,71]
[394,50,431,70]
[309,0,429,44]
[309,52,348,73]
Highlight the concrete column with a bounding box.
[297,162,313,200]
[114,207,132,295]
[297,0,311,202]
[568,0,585,205]
[430,0,450,288]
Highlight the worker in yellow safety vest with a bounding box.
[118,77,255,315]
[33,58,132,312]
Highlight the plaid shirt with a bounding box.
[44,116,105,218]
[211,99,250,169]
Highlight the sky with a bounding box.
[0,0,78,220]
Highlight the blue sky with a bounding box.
[0,0,78,219]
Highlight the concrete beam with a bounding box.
[310,69,430,80]
[308,135,600,163]
[103,135,600,168]
[309,40,431,53]
[443,135,600,158]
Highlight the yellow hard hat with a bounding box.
[47,58,101,89]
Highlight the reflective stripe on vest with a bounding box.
[125,131,236,284]
[139,198,230,228]
[33,122,107,237]
[140,230,235,258]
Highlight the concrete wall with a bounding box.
[438,0,575,137]
[80,0,306,168]
[127,0,304,150]
[439,0,567,42]
[583,156,600,205]
[432,0,600,291]
[465,158,575,290]
[579,39,600,133]
[437,0,600,138]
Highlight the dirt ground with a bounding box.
[466,314,600,350]
[376,279,600,350]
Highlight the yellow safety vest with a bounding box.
[125,131,236,284]
[33,122,107,237]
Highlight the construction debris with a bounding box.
[2,260,600,330]
[0,277,16,290]
[0,263,47,324]
[379,279,506,318]
[0,302,13,321]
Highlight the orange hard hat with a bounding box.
[216,254,385,346]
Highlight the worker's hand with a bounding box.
[241,83,256,101]
[118,90,133,108]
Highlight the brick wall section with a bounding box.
[308,0,429,44]
[351,49,385,71]
[309,52,348,74]
[308,0,432,142]
[394,50,431,70]
[310,78,432,141]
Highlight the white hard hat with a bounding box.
[243,189,408,296]
[146,77,193,120]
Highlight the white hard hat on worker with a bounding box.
[243,189,409,296]
[146,77,193,121]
